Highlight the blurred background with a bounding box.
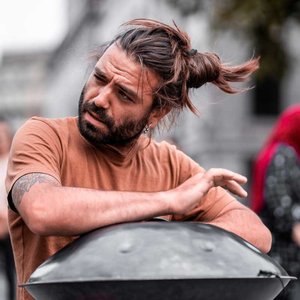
[1,0,300,298]
[1,0,300,197]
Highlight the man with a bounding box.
[0,120,16,300]
[6,19,271,300]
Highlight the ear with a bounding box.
[148,107,171,128]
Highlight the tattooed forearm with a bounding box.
[12,173,60,208]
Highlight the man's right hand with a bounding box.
[167,168,247,215]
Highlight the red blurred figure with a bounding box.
[251,105,300,300]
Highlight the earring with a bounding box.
[143,124,150,134]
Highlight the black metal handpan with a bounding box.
[23,222,294,300]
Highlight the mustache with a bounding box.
[83,101,114,127]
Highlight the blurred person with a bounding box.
[251,105,300,300]
[0,120,16,300]
[6,19,271,300]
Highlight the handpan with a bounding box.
[23,221,295,300]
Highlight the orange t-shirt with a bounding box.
[6,116,235,300]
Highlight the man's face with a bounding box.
[78,44,161,147]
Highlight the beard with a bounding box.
[78,87,151,148]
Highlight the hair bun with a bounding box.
[187,52,220,88]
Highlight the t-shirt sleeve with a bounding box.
[6,118,62,209]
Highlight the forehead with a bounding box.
[95,44,159,96]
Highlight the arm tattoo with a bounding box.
[12,173,60,208]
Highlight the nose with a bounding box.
[93,85,112,109]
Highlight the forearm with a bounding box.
[13,168,250,238]
[19,183,170,236]
[206,201,272,253]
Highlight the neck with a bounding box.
[100,135,141,156]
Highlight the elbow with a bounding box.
[24,210,52,236]
[243,213,272,253]
[21,198,55,236]
[26,217,50,236]
[257,224,272,253]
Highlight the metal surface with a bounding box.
[23,222,294,299]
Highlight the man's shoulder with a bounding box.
[28,116,77,129]
[13,116,79,148]
[20,116,78,136]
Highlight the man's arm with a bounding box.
[11,169,271,252]
[206,201,272,253]
[170,169,272,253]
[12,172,169,236]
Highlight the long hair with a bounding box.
[92,18,259,128]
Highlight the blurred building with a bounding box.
[0,50,49,129]
[1,0,300,200]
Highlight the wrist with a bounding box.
[158,190,174,215]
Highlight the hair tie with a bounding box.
[187,48,197,57]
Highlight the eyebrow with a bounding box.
[94,67,142,103]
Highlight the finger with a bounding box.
[230,173,247,185]
[207,168,247,185]
[221,180,248,198]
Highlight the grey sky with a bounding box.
[0,0,68,53]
